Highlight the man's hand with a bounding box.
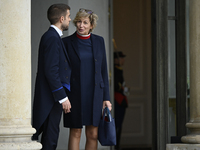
[62,99,71,113]
[103,100,112,111]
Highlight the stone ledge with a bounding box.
[167,144,200,150]
[0,127,36,135]
[0,126,36,143]
[0,141,42,150]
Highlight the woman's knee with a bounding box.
[70,128,82,139]
[86,126,98,140]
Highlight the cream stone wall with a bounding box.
[0,0,41,149]
[0,0,31,125]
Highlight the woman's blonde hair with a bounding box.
[73,8,98,33]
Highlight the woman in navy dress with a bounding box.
[62,8,112,150]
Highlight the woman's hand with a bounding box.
[103,100,112,111]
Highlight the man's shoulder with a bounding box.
[41,28,59,42]
[42,28,57,37]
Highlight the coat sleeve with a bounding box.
[101,37,110,101]
[43,36,67,102]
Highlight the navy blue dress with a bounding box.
[77,36,94,125]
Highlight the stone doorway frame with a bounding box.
[151,0,187,149]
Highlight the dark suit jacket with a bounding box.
[62,32,110,128]
[32,27,71,132]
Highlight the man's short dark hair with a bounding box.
[47,4,70,25]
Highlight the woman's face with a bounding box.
[76,17,93,35]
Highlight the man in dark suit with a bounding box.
[32,4,71,150]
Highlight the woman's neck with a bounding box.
[76,32,91,39]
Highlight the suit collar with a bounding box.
[48,27,60,38]
[50,25,63,36]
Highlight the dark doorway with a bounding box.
[113,0,152,149]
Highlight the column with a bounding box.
[0,0,42,149]
[181,0,200,144]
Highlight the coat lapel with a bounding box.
[61,39,71,64]
[71,32,81,60]
[90,34,98,60]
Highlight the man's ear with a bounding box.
[60,16,64,23]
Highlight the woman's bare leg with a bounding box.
[68,128,82,150]
[85,125,98,150]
